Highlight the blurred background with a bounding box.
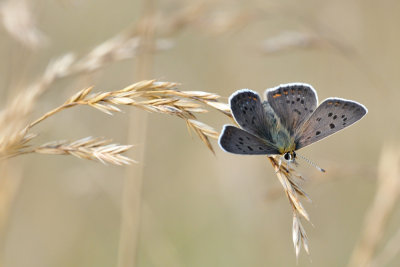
[0,0,400,266]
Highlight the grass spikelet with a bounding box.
[34,137,135,166]
[186,119,219,153]
[268,156,311,258]
[1,80,227,163]
[0,27,169,150]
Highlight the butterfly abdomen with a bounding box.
[262,101,295,154]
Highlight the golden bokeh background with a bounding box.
[1,0,400,266]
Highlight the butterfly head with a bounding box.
[283,150,296,162]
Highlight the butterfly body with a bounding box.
[219,83,367,163]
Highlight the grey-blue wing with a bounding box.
[229,89,273,141]
[295,98,368,149]
[219,125,279,155]
[265,83,318,135]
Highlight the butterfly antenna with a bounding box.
[296,153,326,173]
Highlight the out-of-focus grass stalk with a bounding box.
[370,226,400,267]
[0,161,22,265]
[348,144,400,267]
[117,2,156,266]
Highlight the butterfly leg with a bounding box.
[275,157,282,173]
[276,157,283,173]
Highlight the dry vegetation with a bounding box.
[0,1,398,266]
[348,144,400,267]
[0,80,230,163]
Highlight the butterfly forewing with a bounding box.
[266,83,318,135]
[295,98,367,149]
[230,90,273,141]
[219,125,279,155]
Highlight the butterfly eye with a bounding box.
[284,152,291,161]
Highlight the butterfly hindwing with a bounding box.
[266,83,318,135]
[219,125,279,155]
[295,98,368,149]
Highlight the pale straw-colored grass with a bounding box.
[0,80,229,164]
[370,224,400,267]
[33,137,134,166]
[118,8,156,267]
[0,19,175,164]
[268,156,311,258]
[348,144,400,267]
[0,161,22,248]
[0,0,48,49]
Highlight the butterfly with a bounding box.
[218,83,367,169]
